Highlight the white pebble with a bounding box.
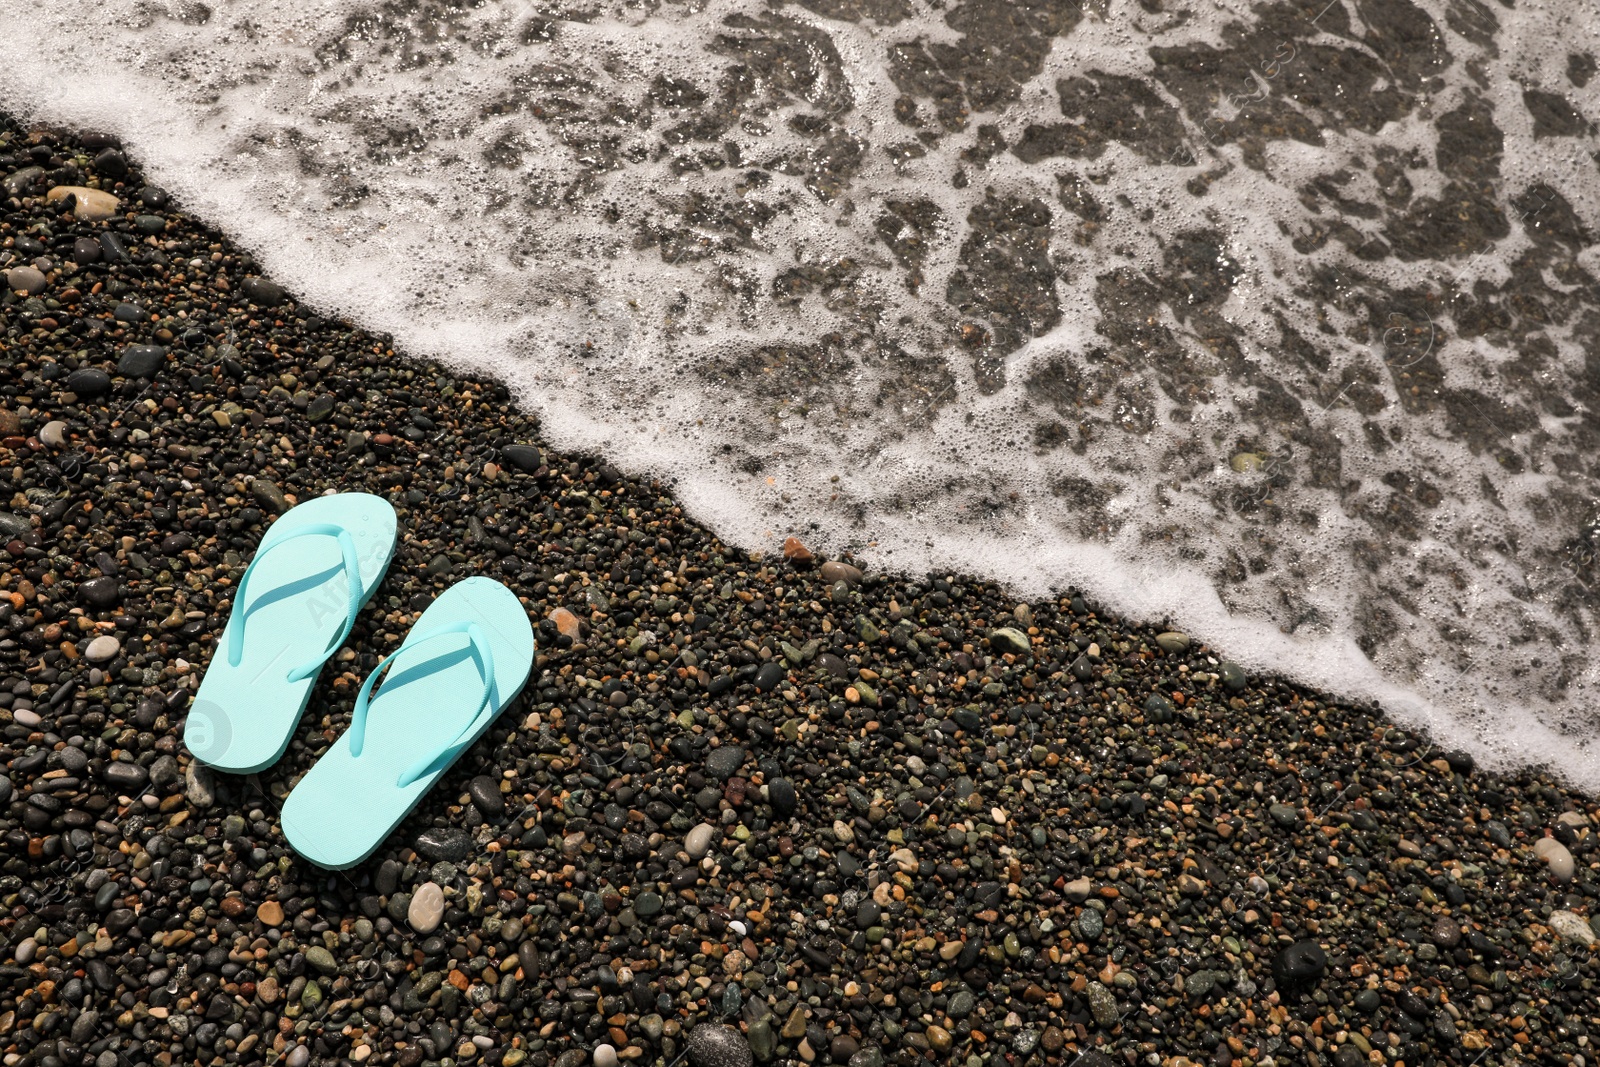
[1549,910,1598,947]
[729,920,747,937]
[1534,836,1576,881]
[84,636,121,663]
[38,421,67,448]
[14,938,36,964]
[12,709,40,728]
[408,882,445,934]
[684,823,715,860]
[593,1045,619,1067]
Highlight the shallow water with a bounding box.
[3,0,1599,784]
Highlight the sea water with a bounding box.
[2,0,1599,784]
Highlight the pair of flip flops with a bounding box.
[184,492,534,870]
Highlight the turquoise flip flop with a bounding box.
[186,492,397,774]
[281,576,534,870]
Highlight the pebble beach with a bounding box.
[3,116,1600,1067]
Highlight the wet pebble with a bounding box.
[5,267,45,295]
[468,775,504,815]
[117,344,168,378]
[415,826,471,863]
[1534,836,1576,881]
[1271,940,1327,984]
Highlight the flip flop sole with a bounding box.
[282,577,534,870]
[187,492,397,773]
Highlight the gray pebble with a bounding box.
[685,823,716,860]
[687,1024,753,1067]
[6,266,46,295]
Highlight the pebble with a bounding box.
[84,635,122,662]
[767,776,798,816]
[80,577,124,612]
[1534,836,1576,881]
[185,760,215,808]
[65,368,112,396]
[415,826,471,863]
[988,626,1030,655]
[502,444,543,470]
[257,901,285,926]
[818,560,862,585]
[1548,910,1597,946]
[593,1046,618,1067]
[242,277,287,306]
[408,882,446,934]
[1086,982,1118,1028]
[45,185,119,220]
[550,607,581,640]
[6,266,46,295]
[1271,940,1327,984]
[705,744,745,780]
[686,1024,753,1067]
[1154,631,1190,652]
[468,775,505,815]
[38,420,67,447]
[117,344,168,378]
[102,761,147,791]
[685,823,716,860]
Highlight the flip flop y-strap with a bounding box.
[227,522,365,682]
[348,620,499,788]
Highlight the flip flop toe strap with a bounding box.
[348,620,499,789]
[227,523,365,682]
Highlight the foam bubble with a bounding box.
[4,0,1600,784]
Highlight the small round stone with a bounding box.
[685,823,716,860]
[84,635,121,662]
[408,882,445,935]
[593,1045,619,1067]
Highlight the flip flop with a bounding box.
[281,576,534,869]
[185,492,397,773]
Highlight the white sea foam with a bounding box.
[3,0,1599,784]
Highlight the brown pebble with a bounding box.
[257,901,284,927]
[550,607,581,640]
[819,560,862,585]
[782,536,813,563]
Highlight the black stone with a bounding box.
[415,827,471,864]
[767,777,797,816]
[102,762,148,791]
[93,148,129,177]
[78,576,121,609]
[73,238,102,265]
[705,745,745,781]
[117,345,167,378]
[753,661,786,692]
[1271,940,1327,985]
[502,445,543,472]
[468,776,504,816]
[242,277,286,307]
[64,369,111,396]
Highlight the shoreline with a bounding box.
[2,117,1598,1067]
